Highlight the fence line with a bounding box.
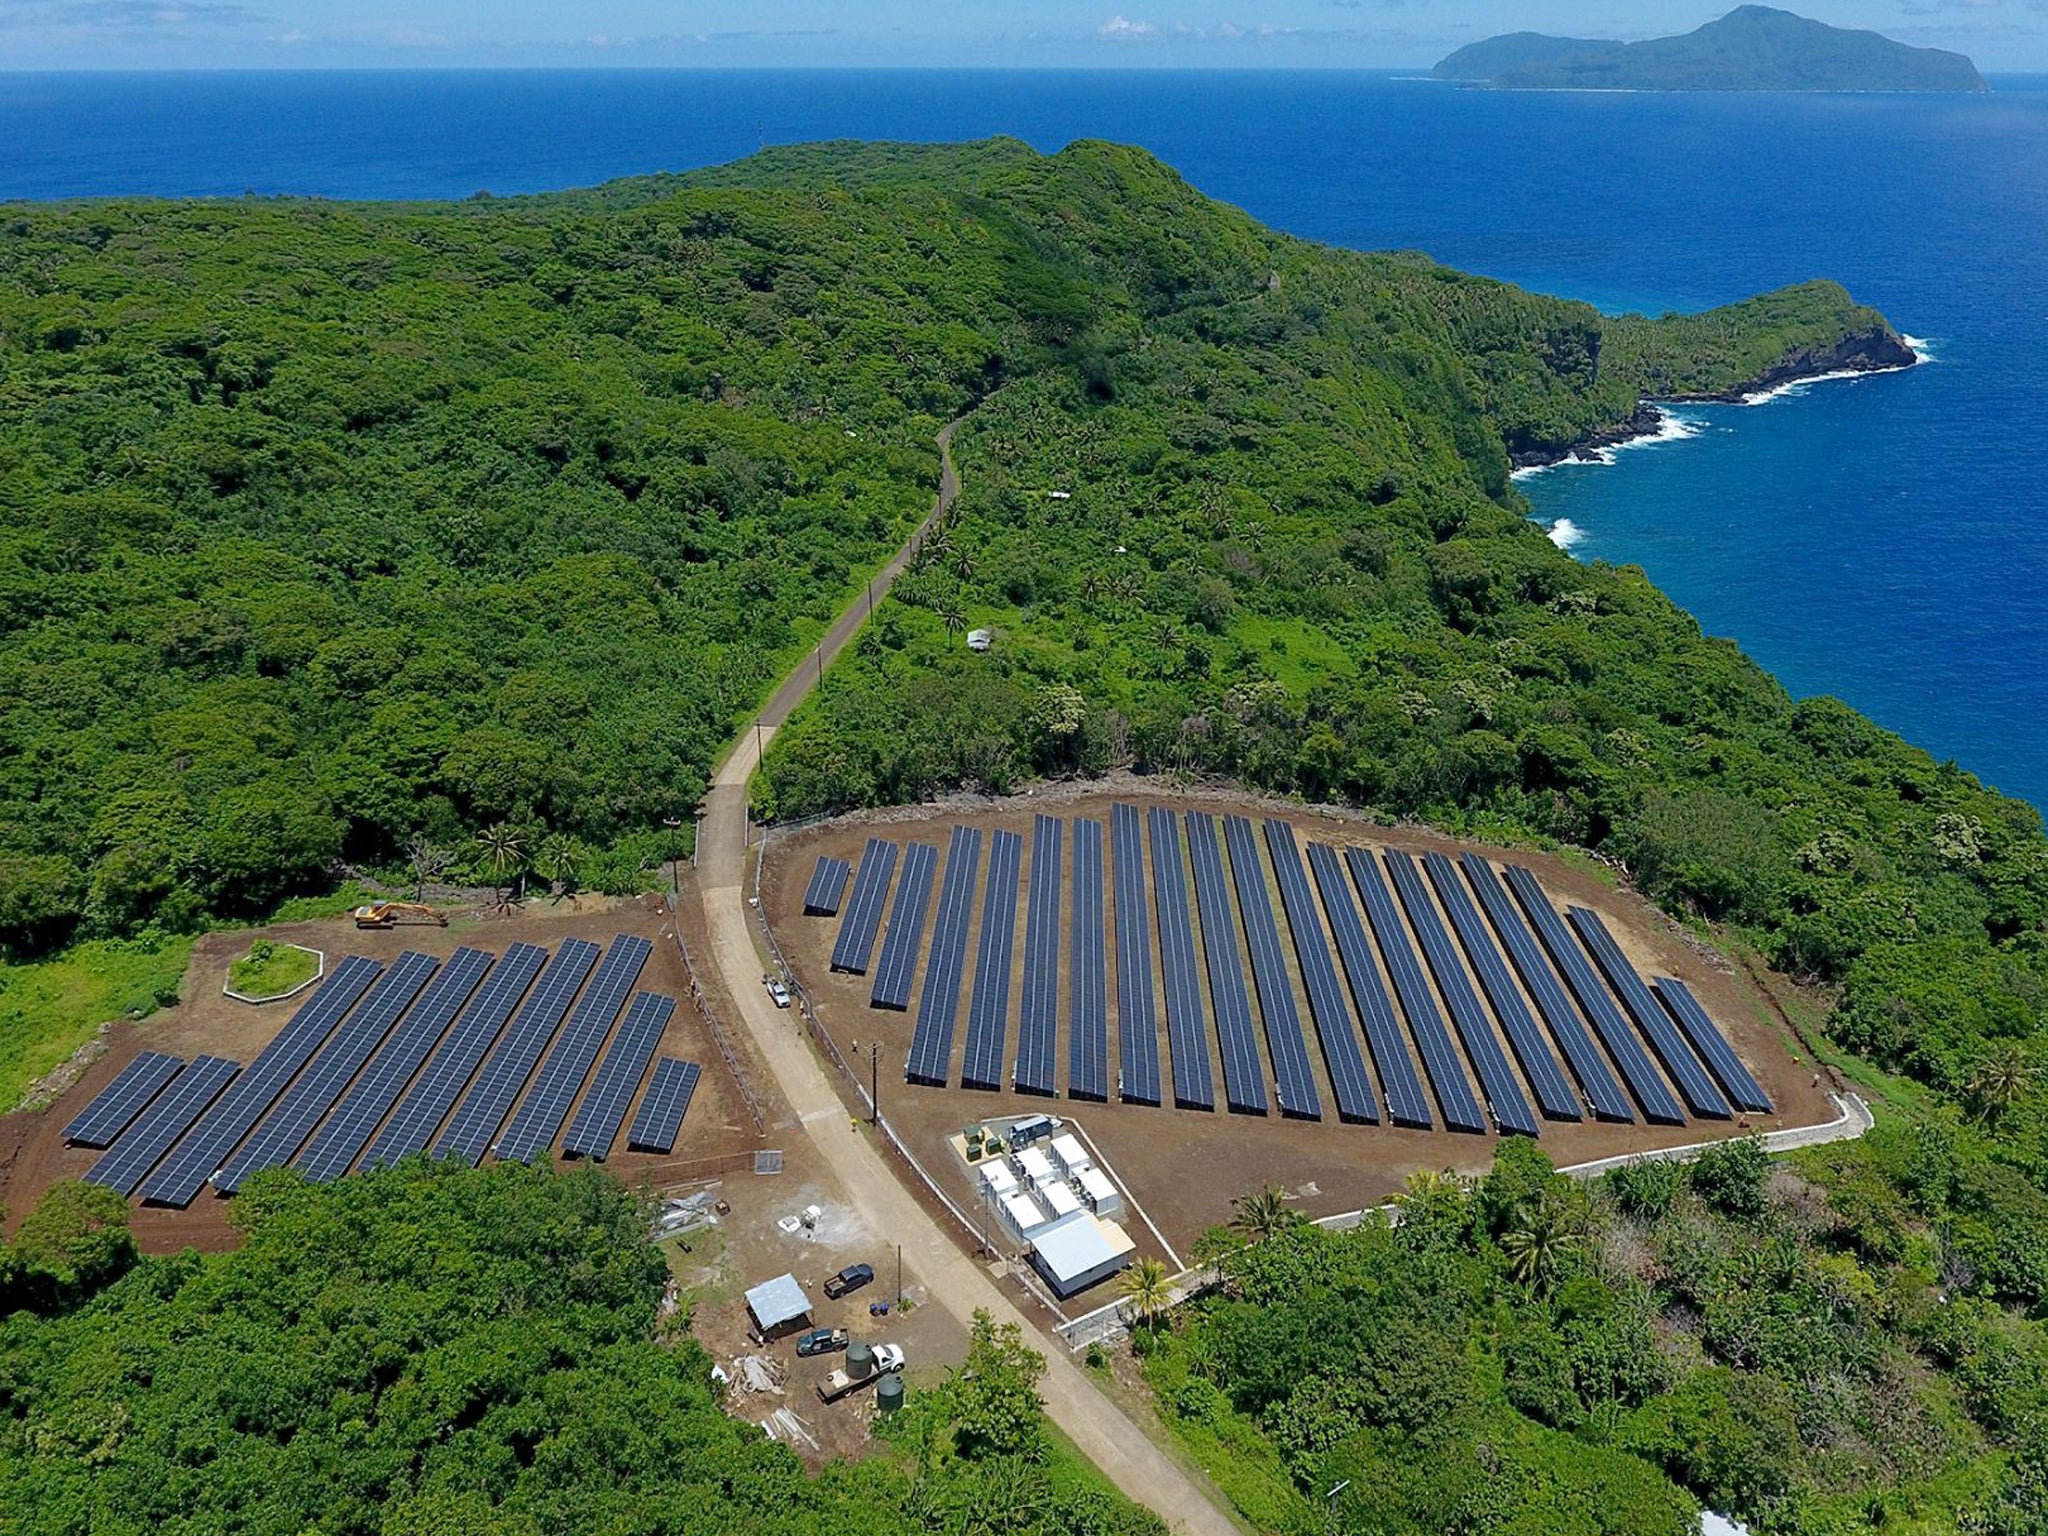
[664,895,768,1140]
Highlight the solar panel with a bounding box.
[869,841,939,1011]
[1186,813,1269,1117]
[1653,977,1773,1114]
[65,1051,184,1148]
[1109,805,1162,1107]
[1385,852,1540,1137]
[1422,853,1581,1123]
[960,829,1021,1091]
[1458,855,1635,1123]
[85,1056,241,1196]
[359,942,549,1171]
[563,992,676,1160]
[214,951,442,1194]
[433,938,602,1167]
[139,954,385,1207]
[830,839,898,974]
[804,856,852,916]
[494,935,653,1163]
[1501,866,1686,1127]
[1222,816,1319,1120]
[293,947,496,1184]
[1308,842,1431,1128]
[1345,847,1487,1133]
[1264,823,1378,1124]
[906,826,980,1087]
[627,1057,702,1154]
[1068,817,1110,1103]
[1149,807,1214,1111]
[1567,908,1732,1121]
[1014,815,1063,1097]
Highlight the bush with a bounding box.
[1688,1137,1771,1222]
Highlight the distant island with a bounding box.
[1434,5,1988,92]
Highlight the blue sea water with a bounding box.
[3,69,2044,810]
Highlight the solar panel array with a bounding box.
[1186,813,1268,1116]
[141,954,385,1207]
[564,992,676,1160]
[495,935,652,1164]
[830,839,897,974]
[295,947,495,1184]
[1347,847,1487,1133]
[906,826,980,1087]
[804,856,852,916]
[1654,977,1772,1114]
[1266,824,1378,1124]
[1568,908,1731,1121]
[214,951,441,1194]
[1385,851,1539,1136]
[1149,807,1214,1111]
[1459,855,1635,1124]
[1109,805,1162,1107]
[870,841,938,1011]
[628,1057,702,1154]
[1422,853,1581,1124]
[1503,866,1686,1127]
[1309,842,1432,1128]
[65,1052,184,1148]
[434,938,601,1167]
[960,829,1022,1091]
[360,942,549,1171]
[1067,817,1110,1103]
[1013,816,1063,1096]
[1223,816,1319,1120]
[85,1056,241,1196]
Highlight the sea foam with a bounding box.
[1545,518,1585,550]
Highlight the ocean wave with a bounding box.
[1510,410,1705,481]
[1545,517,1585,550]
[1738,369,1866,406]
[1902,333,1938,363]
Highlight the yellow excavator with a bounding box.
[352,901,450,930]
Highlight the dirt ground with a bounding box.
[0,893,764,1252]
[763,779,1838,1254]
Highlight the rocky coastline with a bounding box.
[1510,324,1919,472]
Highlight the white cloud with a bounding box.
[1098,13,1159,38]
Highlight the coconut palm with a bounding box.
[1229,1186,1300,1244]
[1120,1256,1174,1330]
[475,823,528,910]
[940,600,967,638]
[538,833,580,898]
[1967,1042,2037,1124]
[1499,1191,1586,1293]
[950,545,977,583]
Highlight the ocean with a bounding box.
[3,69,2044,810]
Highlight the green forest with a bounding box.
[3,138,2046,1532]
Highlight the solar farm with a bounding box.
[29,921,720,1231]
[767,793,1819,1243]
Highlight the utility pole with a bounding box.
[661,817,683,897]
[895,1243,902,1309]
[866,577,875,618]
[869,1040,880,1127]
[1324,1480,1351,1536]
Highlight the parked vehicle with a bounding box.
[795,1327,848,1358]
[765,975,791,1008]
[823,1262,874,1299]
[873,1343,905,1373]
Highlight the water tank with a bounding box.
[876,1372,905,1416]
[845,1340,875,1380]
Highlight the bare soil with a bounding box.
[762,780,1836,1254]
[0,894,763,1252]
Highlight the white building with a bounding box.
[1014,1146,1056,1186]
[1048,1133,1090,1179]
[1039,1179,1082,1220]
[1001,1190,1048,1240]
[1028,1211,1136,1299]
[1077,1165,1123,1219]
[980,1161,1017,1200]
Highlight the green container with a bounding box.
[846,1340,875,1379]
[876,1372,905,1415]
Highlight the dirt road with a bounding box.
[692,424,1243,1536]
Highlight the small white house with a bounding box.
[1039,1179,1082,1220]
[980,1161,1017,1200]
[1048,1133,1090,1179]
[966,628,993,652]
[1001,1190,1049,1238]
[1029,1212,1136,1299]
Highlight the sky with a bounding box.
[1,0,2044,72]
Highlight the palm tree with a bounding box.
[1120,1256,1173,1330]
[1499,1191,1586,1293]
[950,545,977,583]
[1229,1186,1299,1244]
[1967,1042,2037,1124]
[538,833,580,898]
[475,823,527,910]
[940,600,967,639]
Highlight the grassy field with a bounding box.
[226,940,320,1000]
[0,935,194,1110]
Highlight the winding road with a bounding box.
[690,419,1241,1535]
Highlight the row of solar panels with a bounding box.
[805,811,1771,1135]
[71,936,707,1205]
